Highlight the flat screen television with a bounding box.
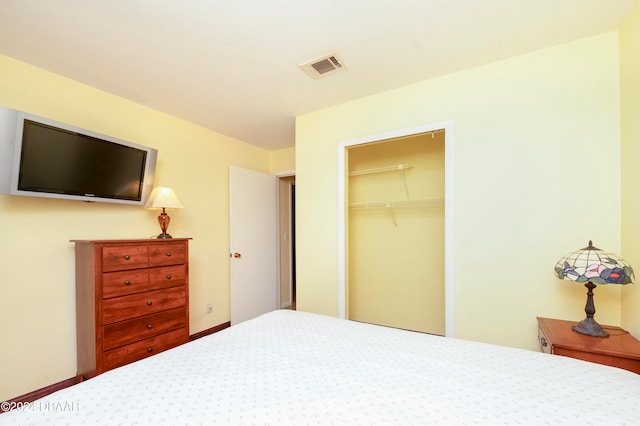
[0,107,157,205]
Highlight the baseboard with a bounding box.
[2,376,83,411]
[2,321,231,411]
[189,321,231,341]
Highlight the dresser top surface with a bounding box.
[71,238,192,244]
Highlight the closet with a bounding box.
[347,130,445,335]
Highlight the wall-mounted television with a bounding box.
[0,107,157,205]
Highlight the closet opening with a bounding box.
[337,121,454,337]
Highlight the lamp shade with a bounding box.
[554,241,634,285]
[145,187,183,210]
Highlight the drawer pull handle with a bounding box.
[124,255,130,260]
[166,274,172,280]
[147,301,153,306]
[147,347,153,353]
[540,337,548,347]
[124,280,131,285]
[166,252,172,257]
[147,324,153,329]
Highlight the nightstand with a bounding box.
[537,317,640,374]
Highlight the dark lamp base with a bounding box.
[572,317,609,338]
[156,210,173,239]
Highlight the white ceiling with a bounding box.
[0,0,636,150]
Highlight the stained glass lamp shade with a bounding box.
[554,241,634,337]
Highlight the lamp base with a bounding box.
[156,210,173,239]
[572,317,609,338]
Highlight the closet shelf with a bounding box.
[349,164,411,176]
[349,197,444,209]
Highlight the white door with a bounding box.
[229,165,278,325]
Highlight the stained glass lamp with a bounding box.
[554,241,634,337]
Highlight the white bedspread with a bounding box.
[2,310,639,425]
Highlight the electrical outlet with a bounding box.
[206,302,213,314]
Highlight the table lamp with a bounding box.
[554,240,634,337]
[145,187,183,238]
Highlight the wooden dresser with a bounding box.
[73,238,191,379]
[537,317,640,374]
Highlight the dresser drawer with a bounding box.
[102,286,187,324]
[102,328,188,371]
[149,243,186,266]
[103,307,187,350]
[102,265,185,299]
[149,264,186,288]
[102,245,148,272]
[102,269,149,298]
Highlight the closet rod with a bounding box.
[349,163,411,177]
[349,197,444,209]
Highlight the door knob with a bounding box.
[232,252,242,258]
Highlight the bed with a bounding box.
[2,309,639,425]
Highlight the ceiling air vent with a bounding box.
[299,53,347,79]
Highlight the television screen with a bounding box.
[0,107,157,205]
[19,120,147,201]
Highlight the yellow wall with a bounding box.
[0,54,297,401]
[296,32,623,350]
[620,1,640,338]
[270,146,296,173]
